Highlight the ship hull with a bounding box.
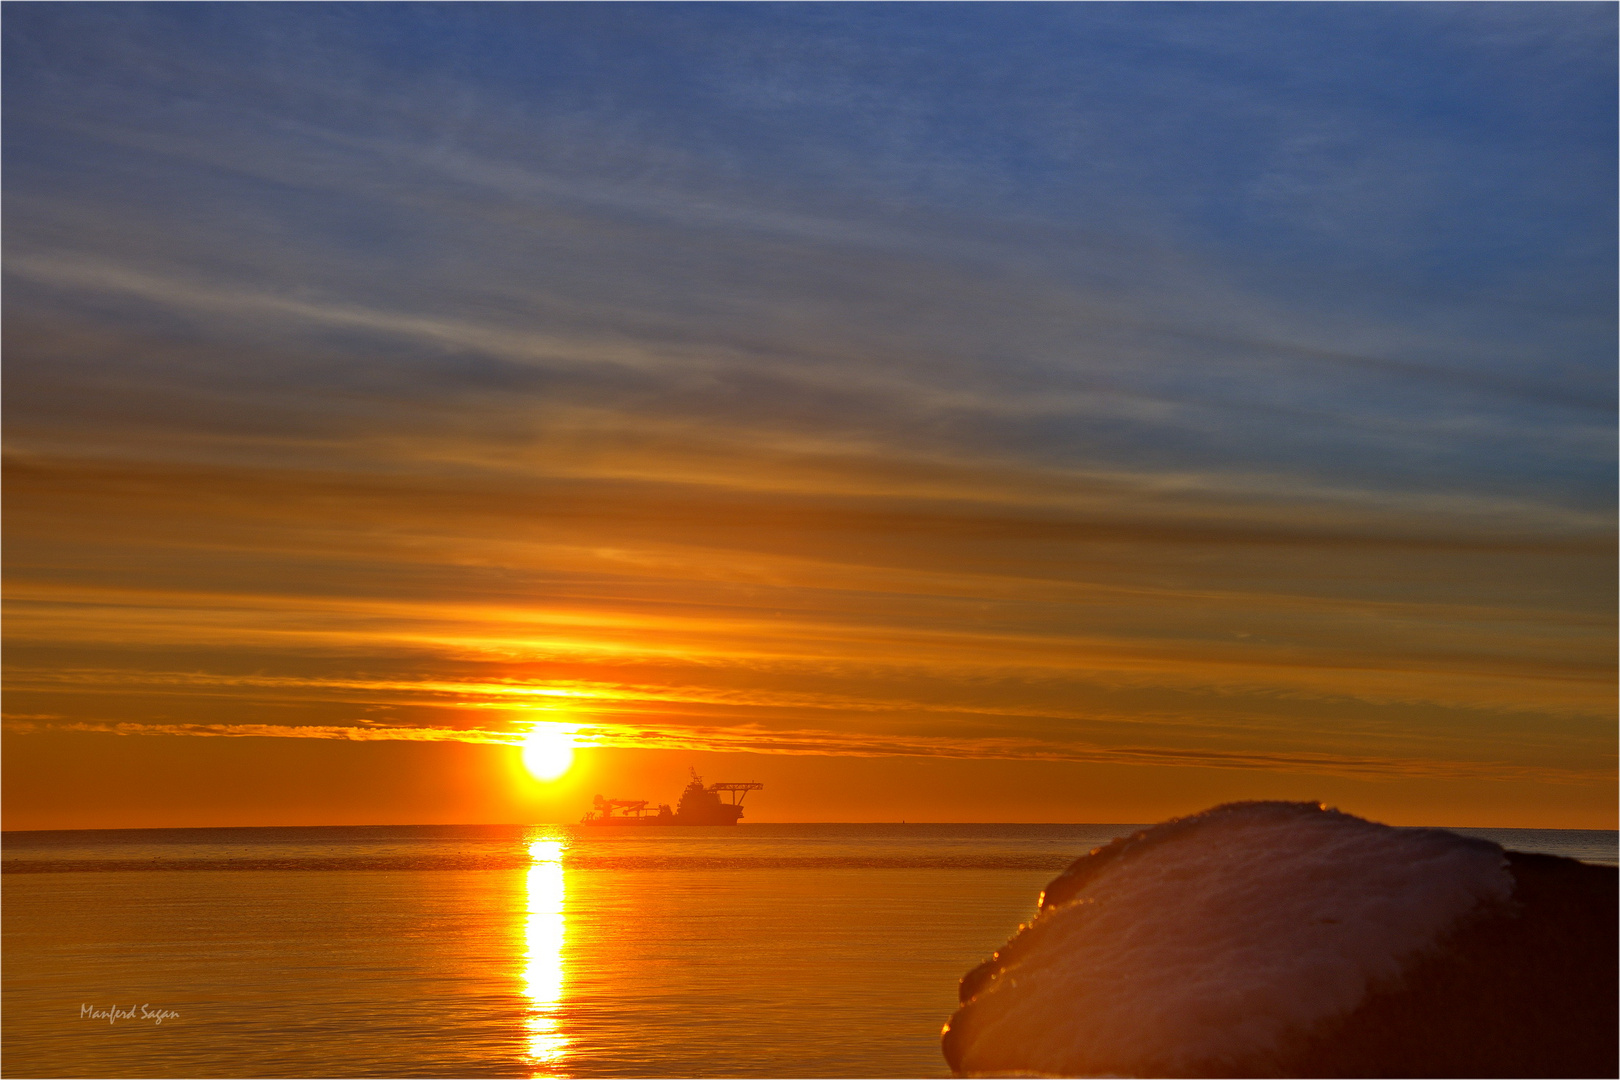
[581,811,744,827]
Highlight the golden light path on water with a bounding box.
[524,838,568,1075]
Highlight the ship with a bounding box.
[581,768,763,826]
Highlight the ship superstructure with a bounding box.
[582,769,763,826]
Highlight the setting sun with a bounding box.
[521,723,577,782]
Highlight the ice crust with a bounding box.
[945,801,1513,1077]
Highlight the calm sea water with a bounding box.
[4,823,1614,1078]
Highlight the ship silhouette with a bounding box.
[581,767,763,826]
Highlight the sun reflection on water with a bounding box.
[524,838,568,1075]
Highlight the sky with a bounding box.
[4,3,1615,829]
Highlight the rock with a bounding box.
[942,801,1617,1078]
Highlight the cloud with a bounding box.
[5,717,1604,786]
[3,4,1612,817]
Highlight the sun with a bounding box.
[521,722,576,782]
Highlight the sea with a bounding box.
[4,822,1615,1079]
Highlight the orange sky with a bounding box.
[6,431,1612,828]
[5,7,1615,831]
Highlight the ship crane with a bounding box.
[707,782,764,806]
[591,795,651,818]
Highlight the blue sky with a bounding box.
[8,2,1613,496]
